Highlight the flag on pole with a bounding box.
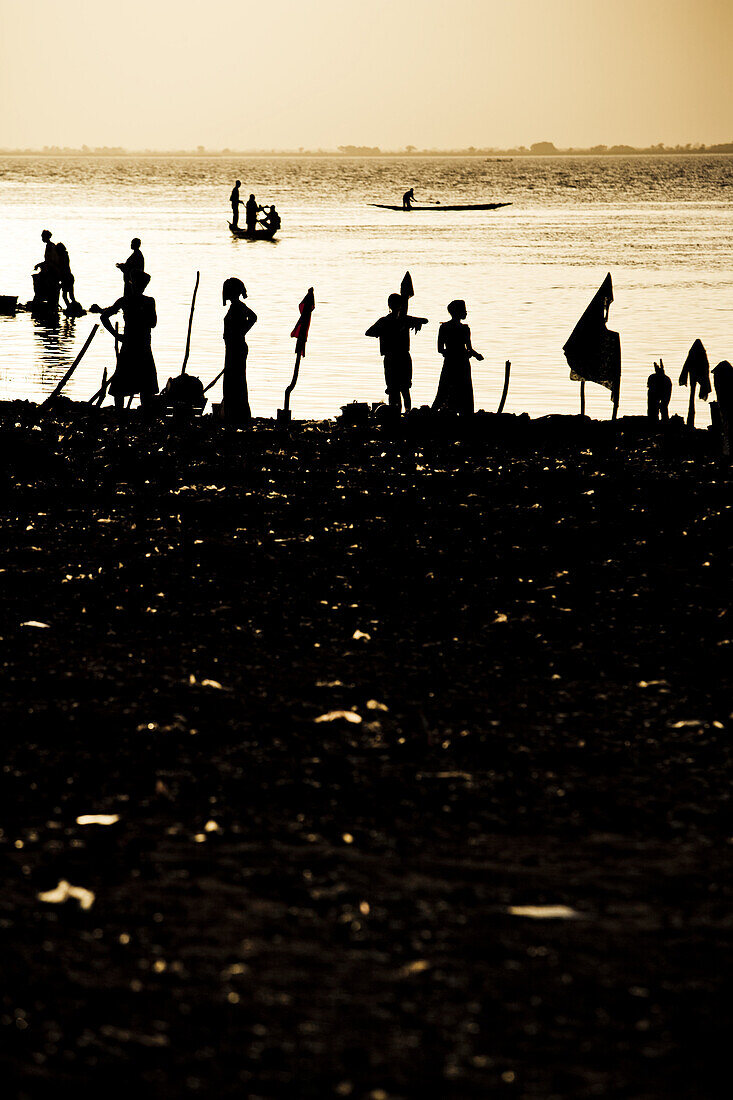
[679,339,711,400]
[291,287,315,357]
[563,273,621,399]
[400,271,414,301]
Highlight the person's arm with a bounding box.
[437,323,446,355]
[148,299,157,330]
[465,325,483,360]
[405,314,428,333]
[100,298,123,337]
[365,319,382,338]
[242,305,257,334]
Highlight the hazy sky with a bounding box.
[2,0,732,149]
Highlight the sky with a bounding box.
[1,0,732,150]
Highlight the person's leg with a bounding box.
[114,395,124,411]
[231,204,238,228]
[402,388,411,413]
[660,401,669,422]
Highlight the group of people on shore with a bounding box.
[27,227,733,433]
[229,182,281,234]
[366,281,483,415]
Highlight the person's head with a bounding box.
[235,180,241,187]
[388,293,402,313]
[250,194,255,200]
[131,237,141,250]
[223,277,246,305]
[127,270,151,296]
[41,229,52,242]
[447,299,467,320]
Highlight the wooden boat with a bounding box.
[369,202,511,212]
[229,223,277,240]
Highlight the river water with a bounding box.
[1,155,732,419]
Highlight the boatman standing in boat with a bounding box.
[403,188,415,210]
[230,181,244,228]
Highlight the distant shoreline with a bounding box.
[3,146,733,159]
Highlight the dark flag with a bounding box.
[563,273,621,401]
[400,271,414,301]
[679,339,711,400]
[291,287,315,358]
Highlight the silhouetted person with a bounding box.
[100,270,158,412]
[32,229,61,307]
[261,205,281,233]
[366,292,427,413]
[713,360,733,457]
[55,242,79,310]
[222,277,257,423]
[230,181,243,228]
[116,238,145,289]
[647,359,672,422]
[245,193,261,234]
[403,188,415,210]
[433,300,483,415]
[713,360,733,412]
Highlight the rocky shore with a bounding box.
[0,401,729,1098]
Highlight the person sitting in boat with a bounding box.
[100,270,158,414]
[432,299,483,415]
[55,241,82,313]
[245,193,262,234]
[230,181,243,228]
[365,291,428,414]
[116,238,145,289]
[261,205,281,233]
[222,277,257,423]
[402,188,415,210]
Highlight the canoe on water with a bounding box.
[229,223,278,240]
[369,202,512,212]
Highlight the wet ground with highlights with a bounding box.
[0,403,730,1098]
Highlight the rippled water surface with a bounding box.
[1,155,732,418]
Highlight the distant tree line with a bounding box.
[2,141,733,157]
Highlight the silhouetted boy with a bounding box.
[403,188,415,210]
[366,292,427,413]
[117,238,145,290]
[647,359,672,421]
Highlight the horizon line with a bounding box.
[3,140,733,158]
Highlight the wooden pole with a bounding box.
[496,360,511,414]
[579,380,586,417]
[88,366,107,405]
[203,367,225,394]
[283,352,302,414]
[181,271,200,375]
[687,380,697,428]
[43,324,99,404]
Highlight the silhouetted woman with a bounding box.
[100,270,158,411]
[432,299,483,415]
[222,277,257,422]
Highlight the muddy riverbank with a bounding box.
[0,402,729,1098]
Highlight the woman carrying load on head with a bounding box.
[222,277,257,423]
[432,299,483,415]
[100,270,158,412]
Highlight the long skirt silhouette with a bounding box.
[433,353,474,414]
[223,339,251,421]
[108,296,158,398]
